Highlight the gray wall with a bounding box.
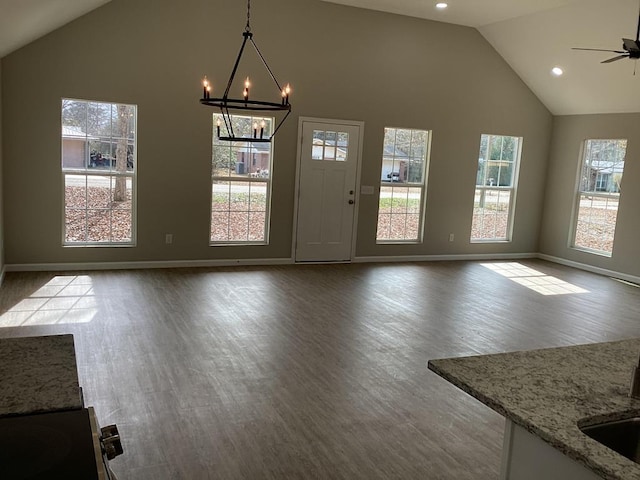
[540,114,640,277]
[1,0,553,266]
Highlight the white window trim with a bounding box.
[210,115,274,246]
[61,98,137,247]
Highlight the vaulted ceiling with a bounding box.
[321,0,640,115]
[1,0,638,115]
[0,0,112,59]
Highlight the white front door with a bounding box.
[294,119,362,262]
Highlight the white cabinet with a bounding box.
[500,419,602,480]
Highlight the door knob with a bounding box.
[349,199,354,204]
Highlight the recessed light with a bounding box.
[551,66,564,76]
[436,2,448,9]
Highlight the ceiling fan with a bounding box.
[572,2,640,64]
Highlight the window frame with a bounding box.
[569,138,627,257]
[470,133,523,243]
[61,98,137,247]
[210,114,274,246]
[376,126,431,244]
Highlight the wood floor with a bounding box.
[1,259,639,479]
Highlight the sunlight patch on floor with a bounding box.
[481,263,589,296]
[0,275,98,327]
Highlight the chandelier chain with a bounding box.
[245,0,251,32]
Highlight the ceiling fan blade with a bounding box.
[572,47,626,53]
[601,54,629,63]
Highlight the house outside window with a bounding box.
[376,127,430,243]
[211,114,273,244]
[571,139,627,256]
[61,99,136,245]
[471,134,522,242]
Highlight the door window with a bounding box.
[312,130,349,162]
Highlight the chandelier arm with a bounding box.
[249,37,284,92]
[222,106,234,138]
[219,109,228,137]
[217,107,230,138]
[270,109,292,138]
[223,33,252,100]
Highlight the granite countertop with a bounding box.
[0,334,83,417]
[428,338,640,480]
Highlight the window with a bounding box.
[571,139,627,256]
[312,130,349,161]
[376,127,430,242]
[211,114,273,244]
[61,99,136,245]
[471,134,522,242]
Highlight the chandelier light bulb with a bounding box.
[202,76,211,99]
[282,83,291,105]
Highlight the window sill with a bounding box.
[376,240,422,245]
[210,242,269,247]
[571,246,612,258]
[470,239,511,244]
[63,243,135,248]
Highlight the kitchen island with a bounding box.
[428,338,640,480]
[0,334,122,479]
[0,334,83,416]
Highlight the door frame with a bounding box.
[292,117,365,263]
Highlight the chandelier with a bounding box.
[200,0,292,143]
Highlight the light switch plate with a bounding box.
[360,185,375,195]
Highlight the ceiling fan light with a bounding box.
[435,3,448,9]
[551,67,564,76]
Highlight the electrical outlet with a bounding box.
[165,234,173,245]
[448,233,454,242]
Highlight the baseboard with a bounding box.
[5,253,639,286]
[6,253,536,272]
[5,257,295,272]
[537,254,640,285]
[353,253,538,263]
